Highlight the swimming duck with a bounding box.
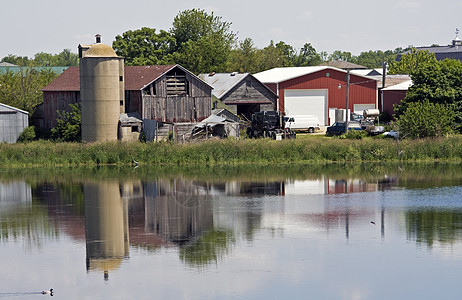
[42,289,53,295]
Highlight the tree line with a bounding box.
[2,9,405,74]
[2,8,462,139]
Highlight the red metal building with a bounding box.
[254,66,378,126]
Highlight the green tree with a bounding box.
[293,43,322,67]
[51,103,82,142]
[354,50,398,69]
[329,50,353,62]
[0,68,57,113]
[395,101,456,139]
[170,9,236,73]
[396,58,462,125]
[226,38,260,73]
[255,40,288,71]
[388,48,437,75]
[1,54,32,66]
[112,27,176,66]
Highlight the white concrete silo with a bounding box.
[80,37,124,142]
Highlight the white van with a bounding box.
[284,115,320,133]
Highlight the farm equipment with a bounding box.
[246,111,296,139]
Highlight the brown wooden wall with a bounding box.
[136,68,212,122]
[222,76,276,107]
[43,91,80,129]
[142,95,211,122]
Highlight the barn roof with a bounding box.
[42,67,80,91]
[254,66,373,84]
[199,72,276,99]
[42,64,209,92]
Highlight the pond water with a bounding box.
[1,164,462,299]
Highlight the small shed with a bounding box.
[199,72,277,120]
[381,80,413,118]
[0,103,29,143]
[119,112,143,142]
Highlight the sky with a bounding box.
[1,0,462,59]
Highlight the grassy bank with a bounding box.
[1,136,462,167]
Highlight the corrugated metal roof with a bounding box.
[199,72,249,99]
[0,103,29,115]
[252,66,378,84]
[381,80,413,91]
[368,74,411,89]
[254,66,329,84]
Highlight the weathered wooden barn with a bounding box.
[41,65,212,129]
[199,72,277,120]
[0,103,29,143]
[254,66,378,126]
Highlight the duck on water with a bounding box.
[42,289,53,296]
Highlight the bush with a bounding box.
[51,103,81,142]
[395,101,456,139]
[17,126,36,142]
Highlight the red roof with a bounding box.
[42,67,80,91]
[42,65,177,92]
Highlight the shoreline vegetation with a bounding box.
[1,136,462,168]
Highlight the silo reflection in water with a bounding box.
[84,181,129,280]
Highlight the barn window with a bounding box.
[166,70,189,96]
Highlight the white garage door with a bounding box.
[284,89,327,125]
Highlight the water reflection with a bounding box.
[84,181,129,280]
[1,163,462,296]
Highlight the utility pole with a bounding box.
[345,70,350,134]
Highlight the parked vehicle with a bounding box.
[247,111,296,139]
[361,121,385,135]
[361,109,384,135]
[284,115,320,133]
[326,121,362,136]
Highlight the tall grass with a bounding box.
[1,136,462,167]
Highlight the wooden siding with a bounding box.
[277,69,377,113]
[43,91,80,129]
[142,95,211,122]
[139,67,212,122]
[222,77,276,107]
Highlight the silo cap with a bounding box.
[85,43,118,57]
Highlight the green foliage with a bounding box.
[395,58,462,125]
[2,136,462,168]
[112,27,176,66]
[353,49,399,69]
[342,130,368,140]
[395,101,456,139]
[388,48,437,75]
[1,49,78,67]
[171,9,236,73]
[0,68,58,113]
[17,126,36,142]
[51,103,81,142]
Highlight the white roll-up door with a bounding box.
[284,89,328,125]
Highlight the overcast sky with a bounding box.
[2,0,461,59]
